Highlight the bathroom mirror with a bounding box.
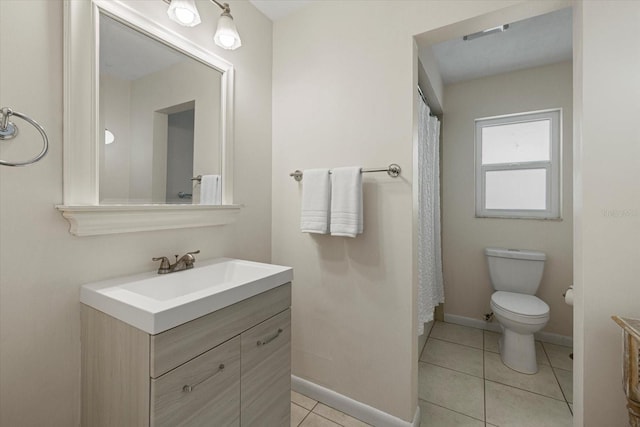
[99,13,222,205]
[58,0,239,236]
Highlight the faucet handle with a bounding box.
[152,256,171,274]
[185,250,200,261]
[182,250,200,269]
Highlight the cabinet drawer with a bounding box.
[241,309,291,427]
[151,283,291,377]
[151,336,240,427]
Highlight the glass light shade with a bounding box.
[167,0,201,27]
[214,14,242,50]
[105,129,115,145]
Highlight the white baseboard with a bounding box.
[418,320,434,357]
[292,375,420,427]
[443,313,501,333]
[443,313,573,347]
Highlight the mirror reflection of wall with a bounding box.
[99,13,222,205]
[166,109,195,204]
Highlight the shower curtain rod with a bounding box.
[417,85,428,104]
[417,85,436,117]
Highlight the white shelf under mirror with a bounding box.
[59,0,239,236]
[57,204,241,236]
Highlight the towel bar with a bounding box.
[289,163,401,182]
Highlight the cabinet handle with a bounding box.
[257,328,283,347]
[182,363,225,393]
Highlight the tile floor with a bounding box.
[419,321,573,426]
[291,390,372,427]
[290,321,574,426]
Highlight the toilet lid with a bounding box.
[491,291,549,318]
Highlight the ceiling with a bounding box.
[425,8,573,85]
[248,0,312,21]
[100,13,188,81]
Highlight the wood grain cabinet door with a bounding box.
[151,336,241,427]
[240,309,291,427]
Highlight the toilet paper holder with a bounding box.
[563,285,574,306]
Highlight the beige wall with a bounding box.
[271,0,541,422]
[0,1,272,425]
[442,61,574,337]
[573,1,640,425]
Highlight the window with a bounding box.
[475,110,561,219]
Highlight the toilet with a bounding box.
[485,247,550,374]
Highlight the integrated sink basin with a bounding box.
[80,258,293,334]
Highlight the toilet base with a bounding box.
[499,328,538,374]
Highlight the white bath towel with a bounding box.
[330,166,363,237]
[200,174,221,205]
[300,169,331,234]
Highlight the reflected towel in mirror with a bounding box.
[200,174,222,205]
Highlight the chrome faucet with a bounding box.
[152,250,200,274]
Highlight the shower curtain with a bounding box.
[417,97,444,336]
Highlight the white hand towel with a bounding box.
[200,174,221,205]
[330,166,363,237]
[300,169,331,234]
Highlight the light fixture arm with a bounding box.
[163,0,231,14]
[210,0,231,15]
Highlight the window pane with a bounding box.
[485,169,547,210]
[482,120,550,165]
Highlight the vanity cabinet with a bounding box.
[81,283,291,427]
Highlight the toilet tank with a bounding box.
[485,248,546,295]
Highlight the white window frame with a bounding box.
[475,109,562,219]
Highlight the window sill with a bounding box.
[56,204,241,236]
[475,215,563,221]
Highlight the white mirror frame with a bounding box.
[57,0,239,236]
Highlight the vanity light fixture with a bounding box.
[463,24,509,41]
[167,0,202,27]
[212,1,242,50]
[165,0,242,50]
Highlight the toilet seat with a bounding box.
[491,291,549,320]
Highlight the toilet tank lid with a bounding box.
[485,247,546,261]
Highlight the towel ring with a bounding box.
[0,107,49,167]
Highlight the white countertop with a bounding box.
[81,257,293,334]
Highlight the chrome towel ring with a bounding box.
[0,107,49,167]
